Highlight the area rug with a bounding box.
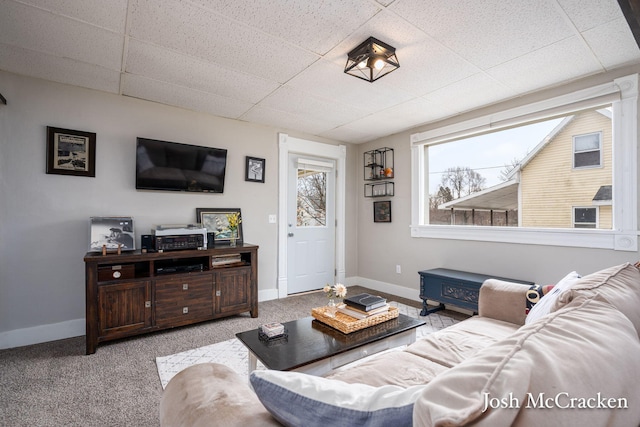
[155,301,460,388]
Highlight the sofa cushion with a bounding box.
[326,350,449,387]
[551,263,640,336]
[405,316,519,368]
[250,370,426,427]
[160,363,280,427]
[413,295,640,427]
[525,271,580,324]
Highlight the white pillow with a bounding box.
[525,271,581,324]
[250,370,426,427]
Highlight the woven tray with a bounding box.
[311,306,399,334]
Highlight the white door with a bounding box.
[287,154,336,294]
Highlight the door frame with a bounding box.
[278,133,346,298]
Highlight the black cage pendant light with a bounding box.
[344,37,400,83]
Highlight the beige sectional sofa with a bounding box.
[160,263,640,427]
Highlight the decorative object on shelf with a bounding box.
[226,212,242,247]
[373,200,391,223]
[364,181,394,198]
[323,283,347,318]
[196,208,243,245]
[344,36,400,83]
[46,126,96,177]
[364,147,394,181]
[89,217,135,252]
[245,156,266,183]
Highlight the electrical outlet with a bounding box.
[268,214,277,224]
[396,265,401,274]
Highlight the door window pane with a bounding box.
[297,168,326,227]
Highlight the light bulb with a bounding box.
[358,60,367,68]
[374,59,385,70]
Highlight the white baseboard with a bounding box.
[258,288,279,302]
[343,276,423,302]
[0,318,85,350]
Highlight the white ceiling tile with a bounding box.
[126,40,280,103]
[0,1,123,70]
[190,0,382,55]
[582,18,640,69]
[257,86,368,126]
[487,36,602,93]
[320,126,374,144]
[286,60,415,113]
[391,0,574,70]
[128,0,319,83]
[424,73,516,114]
[15,0,128,33]
[241,106,336,135]
[122,74,254,119]
[0,42,121,93]
[557,0,623,31]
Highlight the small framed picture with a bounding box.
[373,201,391,223]
[196,208,243,245]
[89,217,135,252]
[245,156,265,183]
[46,126,96,177]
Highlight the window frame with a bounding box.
[573,206,598,228]
[573,131,602,169]
[410,74,638,252]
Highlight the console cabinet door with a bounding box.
[98,281,152,339]
[215,267,252,315]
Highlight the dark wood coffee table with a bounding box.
[235,314,425,377]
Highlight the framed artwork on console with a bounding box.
[245,156,265,183]
[373,201,391,223]
[89,217,135,252]
[196,208,243,245]
[46,126,96,177]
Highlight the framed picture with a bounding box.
[89,217,135,252]
[196,208,243,244]
[46,126,96,177]
[373,201,391,223]
[245,156,265,183]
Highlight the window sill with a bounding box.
[410,225,638,252]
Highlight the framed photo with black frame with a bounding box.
[196,208,243,245]
[46,126,96,177]
[245,156,265,183]
[373,201,391,223]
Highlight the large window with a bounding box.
[410,74,638,252]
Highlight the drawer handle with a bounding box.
[182,283,189,290]
[182,307,189,314]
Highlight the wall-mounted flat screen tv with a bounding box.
[136,138,227,193]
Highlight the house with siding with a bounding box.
[440,109,613,229]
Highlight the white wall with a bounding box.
[0,71,354,348]
[354,66,640,298]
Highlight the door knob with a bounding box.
[288,232,294,237]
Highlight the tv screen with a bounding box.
[136,138,227,193]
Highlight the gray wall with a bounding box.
[0,71,356,348]
[355,65,640,297]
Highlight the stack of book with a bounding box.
[211,254,244,267]
[338,293,389,320]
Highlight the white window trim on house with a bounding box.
[410,74,638,252]
[573,206,598,228]
[572,131,602,169]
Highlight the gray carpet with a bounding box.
[0,286,466,426]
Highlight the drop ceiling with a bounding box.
[1,0,640,144]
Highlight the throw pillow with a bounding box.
[525,271,580,324]
[525,284,554,314]
[250,370,426,427]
